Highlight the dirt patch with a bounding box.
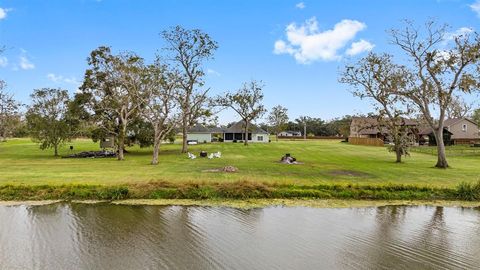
[202,166,238,173]
[328,170,372,177]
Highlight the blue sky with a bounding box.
[1,0,480,123]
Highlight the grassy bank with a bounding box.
[1,138,479,187]
[1,138,479,203]
[1,180,480,202]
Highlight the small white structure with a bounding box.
[186,124,212,144]
[186,122,269,143]
[278,131,302,137]
[222,121,269,143]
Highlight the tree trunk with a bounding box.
[54,144,59,157]
[117,124,126,161]
[395,148,402,163]
[181,117,188,153]
[181,125,188,153]
[244,121,249,146]
[152,141,160,165]
[434,128,449,168]
[151,128,161,165]
[275,133,278,142]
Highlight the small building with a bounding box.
[278,131,302,137]
[418,118,480,145]
[186,124,213,144]
[186,121,269,143]
[100,136,115,149]
[223,121,269,143]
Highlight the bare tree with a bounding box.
[80,46,145,160]
[141,61,180,165]
[0,81,21,141]
[446,95,472,118]
[389,20,480,168]
[268,105,289,141]
[341,53,414,163]
[217,80,266,146]
[161,26,218,153]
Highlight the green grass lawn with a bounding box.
[0,138,479,187]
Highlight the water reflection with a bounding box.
[0,204,479,269]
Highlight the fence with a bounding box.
[348,137,384,147]
[278,136,345,140]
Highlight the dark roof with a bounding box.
[188,124,211,134]
[418,127,453,135]
[224,121,268,134]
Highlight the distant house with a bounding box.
[186,121,269,143]
[223,121,269,143]
[278,131,302,137]
[187,124,214,143]
[419,118,480,145]
[349,117,419,141]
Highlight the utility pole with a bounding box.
[303,122,306,140]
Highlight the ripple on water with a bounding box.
[0,204,479,269]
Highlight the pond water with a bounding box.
[1,203,479,269]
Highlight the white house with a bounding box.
[278,130,302,137]
[186,121,269,143]
[186,124,212,143]
[222,121,269,143]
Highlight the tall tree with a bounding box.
[389,20,480,168]
[0,81,21,141]
[217,80,266,146]
[268,105,289,141]
[80,46,145,160]
[161,26,218,153]
[26,88,73,156]
[341,53,414,163]
[140,61,179,165]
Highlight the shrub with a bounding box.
[456,181,480,201]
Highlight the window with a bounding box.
[224,133,233,140]
[257,136,264,141]
[462,124,467,132]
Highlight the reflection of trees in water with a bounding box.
[338,206,455,269]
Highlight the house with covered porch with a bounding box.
[187,121,269,143]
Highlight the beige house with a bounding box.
[444,118,480,144]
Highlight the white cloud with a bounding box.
[470,0,480,17]
[19,56,35,70]
[273,17,368,63]
[295,2,306,9]
[0,56,7,67]
[345,39,374,56]
[47,73,62,82]
[207,68,220,76]
[0,8,9,20]
[47,73,79,85]
[443,27,474,43]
